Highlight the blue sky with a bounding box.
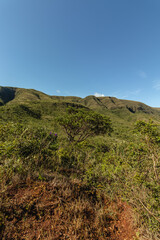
[0,0,160,107]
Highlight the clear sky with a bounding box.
[0,0,160,107]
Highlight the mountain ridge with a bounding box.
[0,86,159,115]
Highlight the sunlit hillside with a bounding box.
[0,86,160,240]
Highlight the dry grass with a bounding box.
[1,175,137,240]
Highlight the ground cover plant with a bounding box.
[0,89,160,239]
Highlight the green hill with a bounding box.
[1,86,160,239]
[1,86,160,136]
[0,86,159,115]
[0,87,52,104]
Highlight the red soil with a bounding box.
[1,180,137,239]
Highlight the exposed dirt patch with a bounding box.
[111,201,137,240]
[1,177,137,239]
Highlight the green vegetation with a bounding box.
[0,87,160,239]
[57,107,113,142]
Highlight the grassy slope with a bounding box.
[1,86,160,133]
[1,86,160,239]
[1,86,160,150]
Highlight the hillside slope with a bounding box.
[1,86,160,239]
[0,86,159,115]
[79,95,155,114]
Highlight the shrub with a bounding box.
[57,107,113,142]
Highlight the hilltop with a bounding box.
[1,86,160,137]
[0,86,159,114]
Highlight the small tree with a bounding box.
[135,119,160,145]
[57,107,113,142]
[134,119,160,182]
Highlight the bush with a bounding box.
[57,107,113,142]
